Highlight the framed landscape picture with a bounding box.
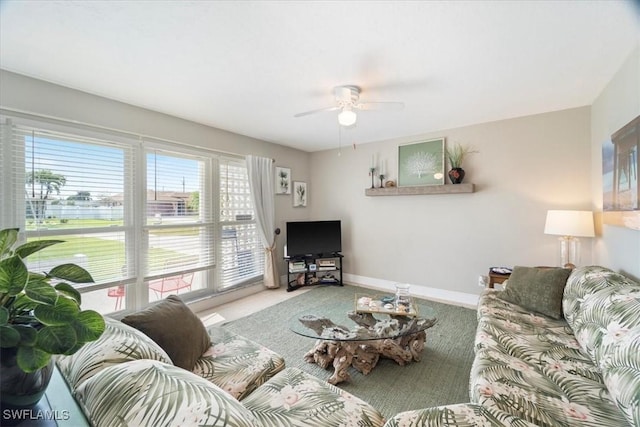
[398,138,445,186]
[602,115,639,230]
[275,167,291,194]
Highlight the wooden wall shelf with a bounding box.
[365,183,474,196]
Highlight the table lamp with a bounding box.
[544,210,595,269]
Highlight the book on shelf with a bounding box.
[288,261,306,273]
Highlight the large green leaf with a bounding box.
[33,296,79,325]
[14,240,63,259]
[17,345,51,372]
[54,282,81,305]
[61,342,84,356]
[0,307,8,325]
[0,228,18,259]
[72,310,105,343]
[0,256,29,295]
[0,325,20,347]
[11,294,38,312]
[48,263,94,284]
[36,324,77,354]
[25,279,58,306]
[12,324,37,346]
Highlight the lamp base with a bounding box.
[558,236,580,269]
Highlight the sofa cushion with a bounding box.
[243,367,385,427]
[193,326,285,400]
[498,266,571,319]
[470,346,629,427]
[384,403,538,427]
[56,317,173,389]
[75,359,260,427]
[122,295,211,370]
[476,290,576,355]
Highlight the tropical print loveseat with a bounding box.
[385,266,640,427]
[56,317,385,426]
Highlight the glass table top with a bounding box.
[289,296,437,342]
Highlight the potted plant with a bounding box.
[446,143,478,184]
[0,228,105,409]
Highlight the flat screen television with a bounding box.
[286,220,342,257]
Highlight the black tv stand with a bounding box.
[285,253,343,292]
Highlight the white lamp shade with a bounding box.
[544,210,595,237]
[338,109,357,127]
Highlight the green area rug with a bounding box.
[223,285,477,418]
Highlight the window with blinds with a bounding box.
[144,149,215,301]
[219,160,264,289]
[1,117,264,312]
[3,125,133,286]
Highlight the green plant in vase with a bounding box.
[446,143,478,184]
[0,228,105,409]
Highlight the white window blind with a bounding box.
[219,159,264,288]
[4,124,133,287]
[144,149,215,280]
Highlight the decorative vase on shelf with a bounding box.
[448,167,465,184]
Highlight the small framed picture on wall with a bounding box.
[398,138,445,186]
[293,181,307,207]
[275,167,291,194]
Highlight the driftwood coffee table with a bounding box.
[289,299,437,384]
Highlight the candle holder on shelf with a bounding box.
[378,174,385,188]
[369,167,377,189]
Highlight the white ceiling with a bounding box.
[1,1,638,152]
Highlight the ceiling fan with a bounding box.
[294,85,404,127]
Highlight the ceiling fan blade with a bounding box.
[354,102,405,111]
[294,106,341,118]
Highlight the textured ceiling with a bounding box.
[0,1,638,152]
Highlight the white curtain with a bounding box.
[246,155,279,288]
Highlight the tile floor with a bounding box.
[198,285,311,327]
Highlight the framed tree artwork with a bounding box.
[398,138,445,186]
[275,167,291,194]
[293,181,307,207]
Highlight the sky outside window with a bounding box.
[24,137,201,200]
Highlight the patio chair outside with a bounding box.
[148,271,194,298]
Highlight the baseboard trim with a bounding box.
[187,282,264,314]
[343,273,479,309]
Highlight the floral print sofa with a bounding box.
[385,266,640,427]
[56,318,385,426]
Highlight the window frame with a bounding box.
[1,114,264,313]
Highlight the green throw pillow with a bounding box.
[122,295,211,370]
[498,266,571,319]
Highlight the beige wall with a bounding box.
[0,69,311,282]
[591,44,640,280]
[4,57,637,305]
[310,107,592,305]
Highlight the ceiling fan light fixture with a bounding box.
[338,108,357,127]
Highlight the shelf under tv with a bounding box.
[285,253,344,292]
